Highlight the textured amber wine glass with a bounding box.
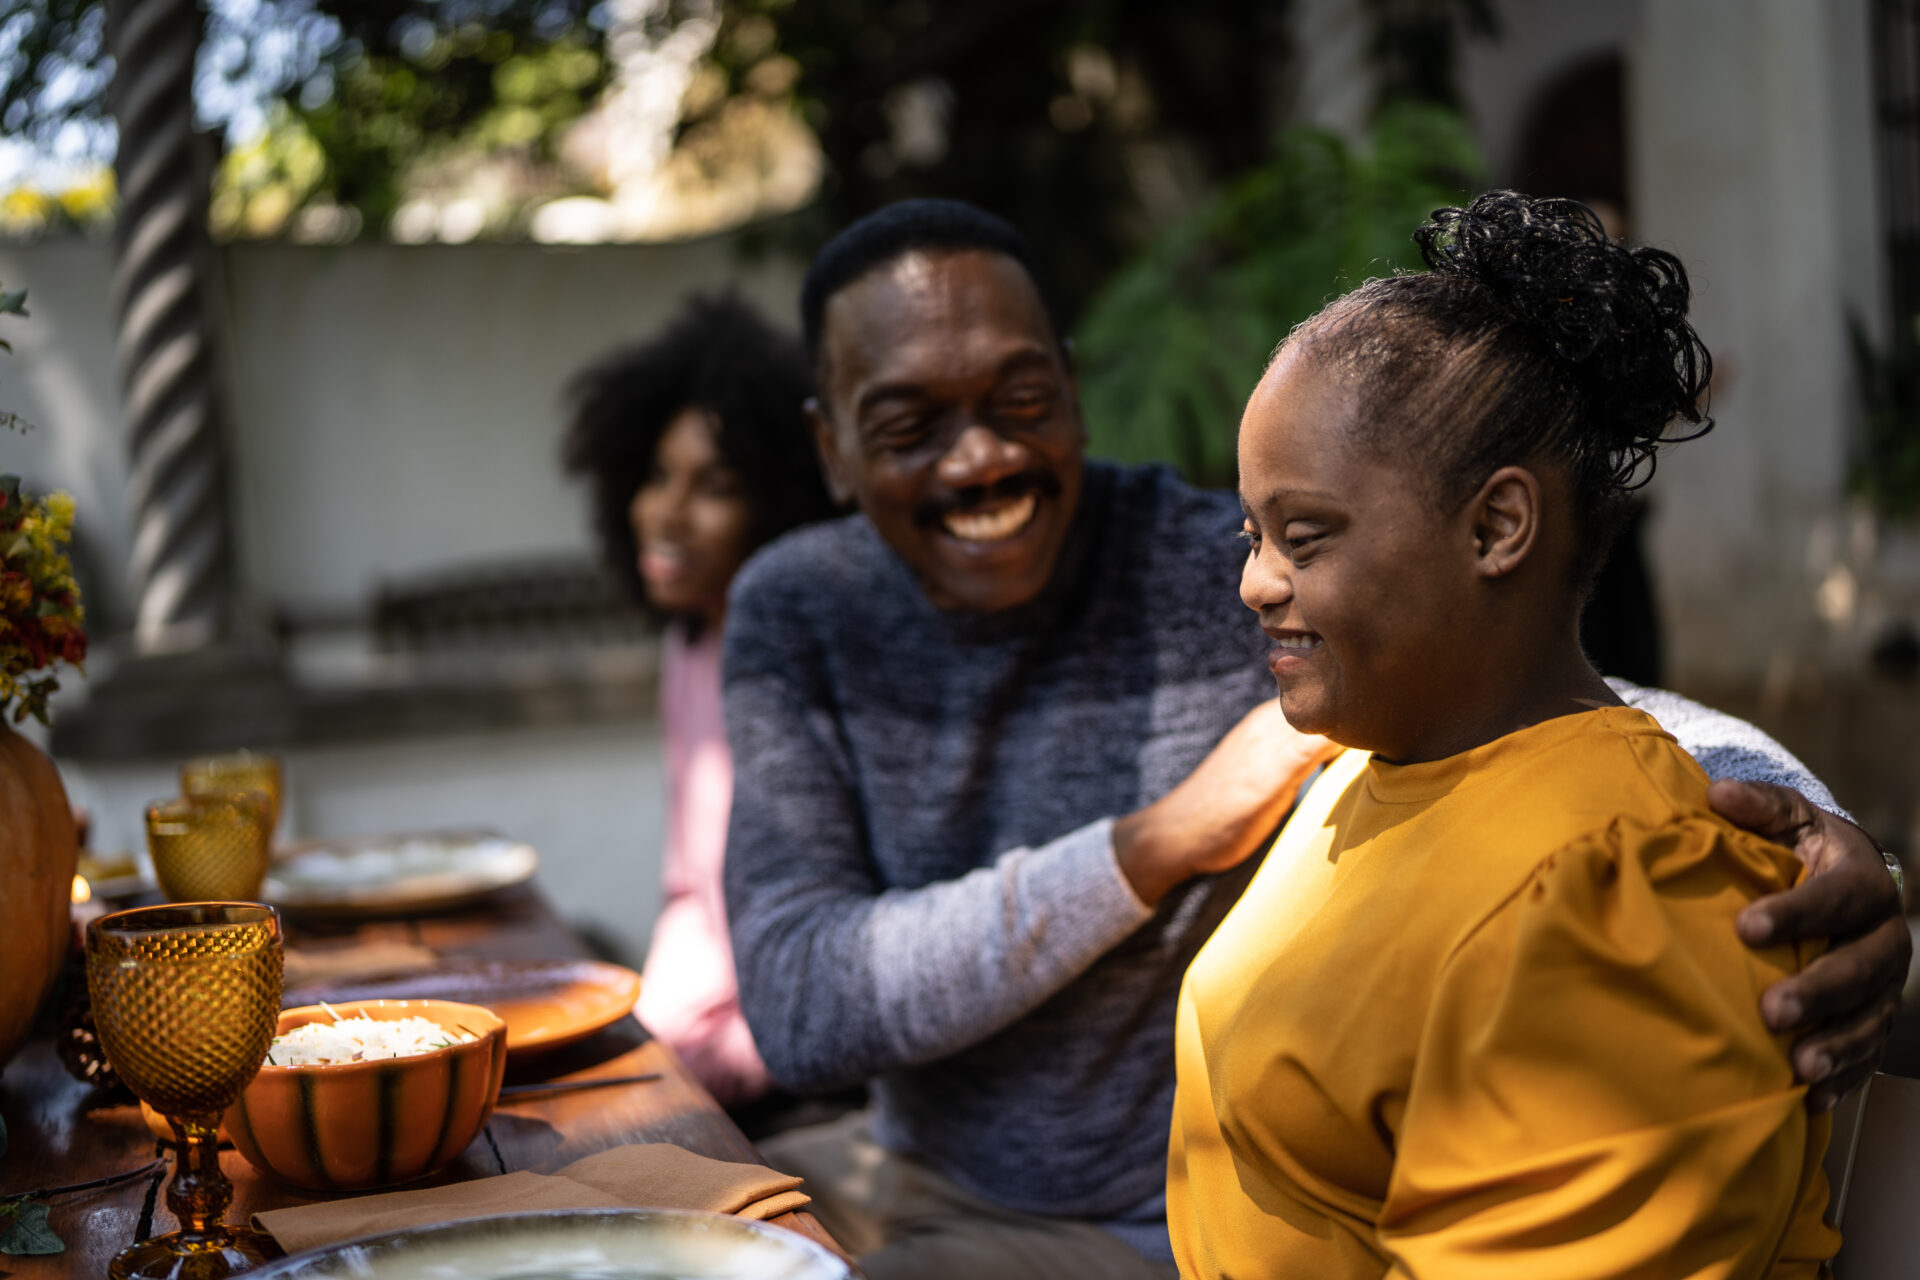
[146,794,273,903]
[180,752,283,838]
[86,903,285,1279]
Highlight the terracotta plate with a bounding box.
[286,958,643,1055]
[247,1208,852,1279]
[264,829,539,918]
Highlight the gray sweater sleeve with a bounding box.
[1609,678,1851,821]
[722,660,1154,1093]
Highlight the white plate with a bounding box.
[249,1208,852,1279]
[264,829,538,917]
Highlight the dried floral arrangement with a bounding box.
[0,288,86,725]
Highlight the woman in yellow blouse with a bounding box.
[1167,192,1839,1278]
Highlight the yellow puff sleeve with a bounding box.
[1377,812,1840,1280]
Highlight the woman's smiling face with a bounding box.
[628,406,758,629]
[1237,347,1484,761]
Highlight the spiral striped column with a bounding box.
[107,0,233,655]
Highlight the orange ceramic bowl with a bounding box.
[225,998,507,1191]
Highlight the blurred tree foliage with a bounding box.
[282,3,608,233]
[693,0,1497,324]
[1364,0,1498,109]
[695,0,1291,325]
[1076,104,1482,488]
[0,0,107,153]
[4,0,1497,267]
[1,0,611,235]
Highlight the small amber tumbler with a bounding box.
[146,794,273,903]
[181,751,283,836]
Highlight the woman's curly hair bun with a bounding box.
[1413,190,1712,488]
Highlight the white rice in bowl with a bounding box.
[270,1006,477,1066]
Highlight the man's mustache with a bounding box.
[915,471,1063,528]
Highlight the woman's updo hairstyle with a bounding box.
[1287,190,1712,583]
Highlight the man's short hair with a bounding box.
[799,198,1061,365]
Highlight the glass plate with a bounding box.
[264,829,538,917]
[247,1209,853,1280]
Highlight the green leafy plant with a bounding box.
[0,288,28,343]
[0,289,31,435]
[0,1199,62,1256]
[1075,103,1482,488]
[0,1158,167,1256]
[0,1031,169,1256]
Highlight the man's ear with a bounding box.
[1468,465,1541,580]
[807,397,856,506]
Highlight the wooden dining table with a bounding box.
[0,882,850,1277]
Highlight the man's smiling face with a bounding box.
[809,248,1086,614]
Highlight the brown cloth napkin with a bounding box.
[253,1143,811,1254]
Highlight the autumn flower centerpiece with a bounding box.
[0,283,85,723]
[0,475,86,724]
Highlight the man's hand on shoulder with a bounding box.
[1713,779,1913,1112]
[1113,699,1338,908]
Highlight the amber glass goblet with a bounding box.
[86,903,285,1279]
[146,794,273,903]
[180,752,283,837]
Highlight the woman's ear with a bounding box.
[806,397,857,506]
[1468,465,1541,580]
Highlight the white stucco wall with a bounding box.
[1459,0,1642,185]
[1453,0,1891,691]
[0,236,804,626]
[1630,0,1889,689]
[0,241,132,629]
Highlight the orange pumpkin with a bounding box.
[225,999,507,1191]
[0,723,79,1069]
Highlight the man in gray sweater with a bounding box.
[722,200,1909,1279]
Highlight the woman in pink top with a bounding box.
[563,293,837,1107]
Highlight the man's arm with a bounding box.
[1610,679,1848,816]
[722,649,1326,1092]
[1615,680,1912,1109]
[722,643,1144,1090]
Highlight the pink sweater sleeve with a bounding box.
[634,625,771,1105]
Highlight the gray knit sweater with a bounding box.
[721,461,1839,1253]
